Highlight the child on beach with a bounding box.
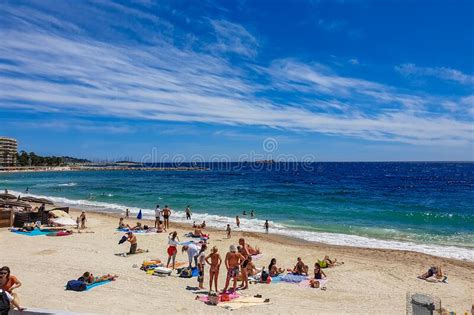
[235,216,240,228]
[226,224,231,238]
[166,231,179,269]
[205,246,222,292]
[264,220,269,233]
[222,245,245,293]
[197,244,207,289]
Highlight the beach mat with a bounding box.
[218,296,272,310]
[197,292,239,303]
[117,228,156,235]
[115,250,149,257]
[86,280,112,290]
[280,274,308,283]
[11,228,52,237]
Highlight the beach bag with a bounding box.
[0,291,10,315]
[66,280,87,291]
[179,267,193,278]
[261,270,269,283]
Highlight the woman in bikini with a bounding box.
[292,257,308,276]
[205,246,222,292]
[268,258,284,277]
[310,263,326,288]
[166,231,180,269]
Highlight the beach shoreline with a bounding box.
[2,208,473,314]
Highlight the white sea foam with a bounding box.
[11,190,474,261]
[58,182,77,187]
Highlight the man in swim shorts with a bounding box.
[154,205,161,228]
[162,205,171,229]
[222,245,245,293]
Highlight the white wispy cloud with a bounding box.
[396,63,474,85]
[0,1,472,147]
[209,19,259,58]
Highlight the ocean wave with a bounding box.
[10,190,474,261]
[58,182,77,187]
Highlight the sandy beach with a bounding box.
[1,209,473,314]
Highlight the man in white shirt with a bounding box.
[154,205,161,228]
[182,244,200,269]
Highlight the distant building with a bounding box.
[0,137,18,166]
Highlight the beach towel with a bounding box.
[270,275,282,283]
[65,280,112,291]
[218,296,272,311]
[117,228,156,235]
[114,250,148,257]
[251,253,263,260]
[298,279,328,289]
[197,292,239,303]
[10,228,52,237]
[280,274,308,283]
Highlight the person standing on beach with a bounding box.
[154,205,161,228]
[79,211,87,229]
[185,205,192,220]
[182,244,200,269]
[125,208,129,218]
[235,216,240,228]
[250,210,254,218]
[166,231,179,269]
[222,245,245,293]
[205,246,222,292]
[264,220,269,233]
[162,205,171,229]
[197,244,207,289]
[226,224,231,238]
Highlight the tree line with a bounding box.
[15,151,63,166]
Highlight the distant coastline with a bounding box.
[0,165,209,173]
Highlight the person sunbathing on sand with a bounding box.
[205,246,222,292]
[322,255,343,267]
[130,222,143,231]
[118,217,130,229]
[78,272,118,284]
[222,245,245,293]
[292,257,309,276]
[268,258,284,277]
[418,266,446,281]
[238,238,260,256]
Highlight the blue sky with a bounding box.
[0,0,472,161]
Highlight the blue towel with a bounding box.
[271,275,282,283]
[86,280,112,290]
[191,267,199,277]
[11,228,51,237]
[280,274,308,283]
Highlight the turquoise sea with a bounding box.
[2,162,473,260]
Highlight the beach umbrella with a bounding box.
[0,193,16,200]
[137,209,142,220]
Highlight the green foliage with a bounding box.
[16,151,64,166]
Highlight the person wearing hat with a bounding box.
[222,245,245,293]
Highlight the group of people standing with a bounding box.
[154,205,173,230]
